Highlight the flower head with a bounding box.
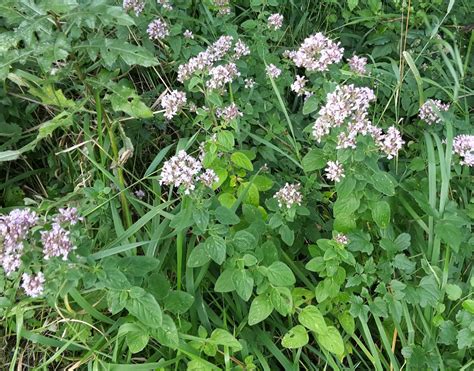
[453,134,474,167]
[334,233,349,245]
[233,40,250,59]
[266,64,281,79]
[21,272,45,298]
[134,189,146,199]
[268,13,284,30]
[41,223,76,260]
[376,126,404,159]
[290,75,307,96]
[244,78,255,89]
[199,169,219,188]
[161,90,187,119]
[325,161,345,183]
[183,30,194,39]
[207,63,240,90]
[348,55,367,74]
[159,150,203,193]
[147,19,169,40]
[419,99,450,125]
[157,0,173,10]
[216,103,243,122]
[123,0,145,15]
[274,183,303,208]
[53,207,82,226]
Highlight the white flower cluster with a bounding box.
[160,150,219,194]
[325,161,345,183]
[266,64,282,79]
[157,0,173,10]
[287,33,344,72]
[453,134,474,167]
[122,0,145,15]
[207,63,241,90]
[161,90,187,119]
[418,99,450,125]
[214,0,231,15]
[274,183,303,208]
[147,19,169,40]
[290,75,308,96]
[41,223,76,261]
[268,13,284,30]
[21,272,45,298]
[0,209,38,276]
[334,233,349,245]
[313,84,404,159]
[184,30,194,39]
[177,36,249,86]
[216,103,243,122]
[348,55,367,74]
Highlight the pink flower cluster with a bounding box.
[313,84,404,159]
[348,55,367,74]
[41,223,76,260]
[0,209,38,276]
[160,150,219,194]
[157,0,173,10]
[266,64,282,79]
[53,207,82,226]
[161,90,187,119]
[274,183,303,208]
[419,99,450,125]
[21,272,45,298]
[177,36,249,85]
[287,33,344,72]
[325,161,345,183]
[214,0,231,15]
[290,75,308,96]
[334,233,349,245]
[268,13,284,30]
[453,134,474,167]
[147,19,169,40]
[216,103,243,122]
[207,63,241,90]
[122,0,145,15]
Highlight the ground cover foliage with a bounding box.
[0,0,473,369]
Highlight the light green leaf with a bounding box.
[267,261,296,287]
[302,149,326,172]
[282,325,309,348]
[317,326,345,356]
[248,294,274,325]
[231,152,253,171]
[372,201,391,228]
[298,305,327,334]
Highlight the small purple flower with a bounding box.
[266,64,281,79]
[123,0,145,15]
[199,169,219,188]
[419,99,450,125]
[147,19,169,40]
[161,90,187,119]
[244,78,255,89]
[157,0,173,10]
[216,103,243,122]
[184,30,194,39]
[274,183,303,208]
[348,55,367,74]
[135,189,146,199]
[21,272,45,298]
[290,75,307,96]
[334,233,349,245]
[453,134,474,167]
[325,161,345,183]
[268,13,284,30]
[41,223,76,261]
[160,150,203,194]
[53,207,82,226]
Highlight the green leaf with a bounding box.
[103,39,158,67]
[231,152,253,171]
[282,325,309,348]
[298,305,327,334]
[151,314,179,349]
[317,326,345,356]
[333,195,360,217]
[267,261,296,287]
[417,275,441,308]
[210,329,242,350]
[187,243,211,268]
[206,235,226,265]
[248,294,274,325]
[445,284,462,301]
[215,206,240,225]
[279,224,294,246]
[29,85,75,108]
[215,269,236,292]
[270,286,293,316]
[302,149,326,172]
[372,201,391,228]
[232,269,253,301]
[192,208,209,231]
[126,328,149,354]
[118,256,159,277]
[435,219,463,252]
[347,0,359,11]
[108,84,153,118]
[164,291,194,314]
[232,230,257,251]
[253,175,274,191]
[462,299,474,314]
[217,131,235,150]
[302,94,318,115]
[338,311,355,335]
[370,172,396,196]
[336,177,356,199]
[218,193,236,209]
[126,289,162,328]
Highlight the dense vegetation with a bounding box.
[0,0,473,369]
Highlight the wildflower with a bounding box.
[21,272,45,298]
[147,19,169,40]
[418,99,450,125]
[41,223,76,260]
[53,207,82,226]
[135,189,146,199]
[233,39,250,59]
[159,150,203,193]
[216,103,243,122]
[348,55,367,74]
[289,32,343,72]
[274,183,303,209]
[334,233,349,245]
[199,169,219,187]
[161,90,187,119]
[453,134,474,167]
[268,13,284,30]
[157,0,173,10]
[377,126,404,159]
[214,0,231,15]
[290,75,307,96]
[266,64,281,79]
[325,161,345,183]
[183,30,194,39]
[0,209,37,276]
[123,0,145,15]
[244,78,255,89]
[207,63,240,90]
